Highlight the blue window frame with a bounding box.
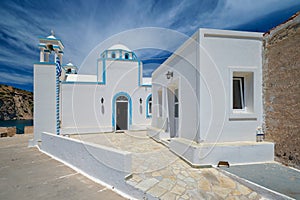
[146,94,152,118]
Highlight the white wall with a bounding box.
[152,28,263,143]
[199,29,263,142]
[61,58,151,133]
[152,33,200,141]
[34,64,57,142]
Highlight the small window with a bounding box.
[125,53,129,59]
[231,71,254,112]
[148,97,152,114]
[111,52,116,59]
[233,77,244,109]
[174,89,179,118]
[67,68,71,74]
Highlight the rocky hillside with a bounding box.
[0,85,33,120]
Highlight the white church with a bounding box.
[33,33,152,143]
[33,28,274,168]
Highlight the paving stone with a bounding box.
[184,177,195,183]
[147,185,166,197]
[248,192,259,200]
[211,185,231,199]
[230,189,242,196]
[197,178,211,191]
[73,131,261,199]
[151,171,161,177]
[135,178,159,191]
[131,175,142,183]
[180,194,189,200]
[161,192,177,200]
[177,174,185,180]
[225,196,240,200]
[189,171,202,179]
[157,179,175,190]
[218,175,236,189]
[173,169,180,175]
[181,171,189,177]
[171,184,185,195]
[202,170,219,184]
[154,176,163,181]
[177,180,187,187]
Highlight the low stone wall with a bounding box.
[24,126,34,134]
[0,127,16,137]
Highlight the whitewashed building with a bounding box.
[33,29,274,166]
[33,32,152,143]
[149,28,274,166]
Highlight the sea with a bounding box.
[0,119,33,134]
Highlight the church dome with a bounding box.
[108,44,131,51]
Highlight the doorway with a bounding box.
[116,96,128,130]
[167,87,179,138]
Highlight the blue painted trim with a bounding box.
[138,61,141,86]
[62,65,78,69]
[101,49,138,61]
[38,37,65,47]
[146,94,152,118]
[55,72,60,135]
[102,58,106,84]
[61,81,103,85]
[141,84,152,87]
[112,92,132,129]
[95,58,106,84]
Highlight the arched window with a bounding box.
[146,94,152,118]
[125,53,129,59]
[116,95,128,101]
[148,97,152,114]
[111,52,116,59]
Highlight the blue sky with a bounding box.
[0,0,299,91]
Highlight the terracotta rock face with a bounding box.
[0,85,33,120]
[263,12,300,169]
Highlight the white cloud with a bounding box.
[0,71,33,85]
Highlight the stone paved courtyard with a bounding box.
[72,131,262,199]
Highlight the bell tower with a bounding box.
[31,31,64,146]
[38,30,64,63]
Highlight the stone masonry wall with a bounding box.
[263,12,300,169]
